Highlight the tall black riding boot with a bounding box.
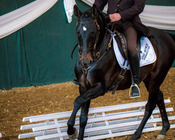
[129,54,140,98]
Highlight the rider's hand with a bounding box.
[109,13,121,22]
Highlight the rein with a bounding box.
[74,11,128,93]
[93,28,112,60]
[71,43,78,59]
[80,28,113,75]
[71,17,102,60]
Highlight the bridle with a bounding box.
[71,10,113,75]
[72,7,130,94]
[71,20,101,60]
[78,14,112,62]
[91,20,102,60]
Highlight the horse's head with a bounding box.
[74,5,105,65]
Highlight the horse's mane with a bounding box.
[82,5,109,28]
[95,5,109,28]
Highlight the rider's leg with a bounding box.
[124,26,140,98]
[129,53,140,97]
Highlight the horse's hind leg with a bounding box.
[131,74,170,140]
[156,90,170,139]
[130,85,157,140]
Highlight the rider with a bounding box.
[94,0,150,98]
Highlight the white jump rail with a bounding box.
[18,99,175,140]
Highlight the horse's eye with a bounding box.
[90,32,96,37]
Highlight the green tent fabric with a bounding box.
[0,0,174,90]
[0,0,88,89]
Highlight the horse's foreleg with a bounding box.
[131,87,157,140]
[67,96,86,136]
[67,82,104,139]
[78,100,90,140]
[156,90,170,139]
[76,82,105,140]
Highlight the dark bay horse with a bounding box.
[67,5,175,140]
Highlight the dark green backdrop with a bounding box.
[0,0,174,89]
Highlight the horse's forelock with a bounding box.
[81,10,96,20]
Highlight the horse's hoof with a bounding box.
[130,132,141,140]
[68,129,78,140]
[156,134,166,139]
[130,135,138,140]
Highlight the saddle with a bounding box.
[109,29,156,94]
[109,30,141,94]
[114,30,141,62]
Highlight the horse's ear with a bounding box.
[74,5,82,17]
[91,4,98,17]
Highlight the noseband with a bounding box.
[77,16,111,63]
[71,12,113,77]
[71,20,102,60]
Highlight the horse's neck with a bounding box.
[92,29,112,65]
[97,29,111,51]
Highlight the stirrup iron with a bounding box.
[129,83,140,98]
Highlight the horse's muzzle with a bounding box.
[80,52,93,64]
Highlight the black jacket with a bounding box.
[94,0,150,36]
